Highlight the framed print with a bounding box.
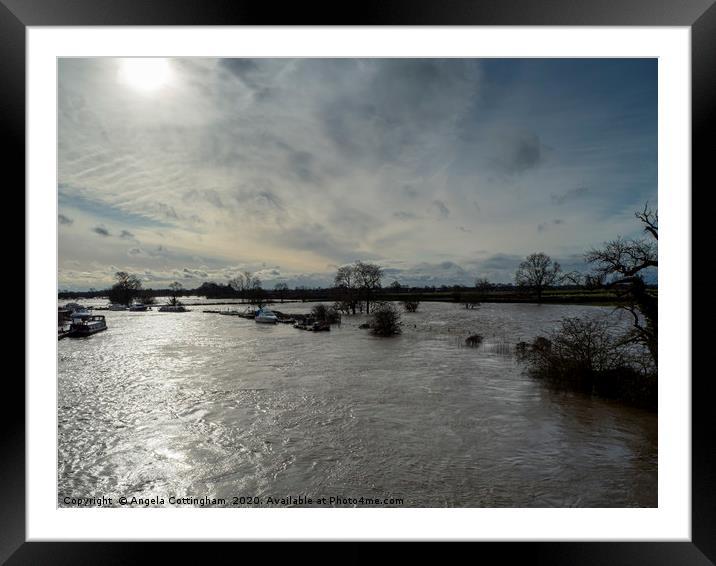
[8,0,712,563]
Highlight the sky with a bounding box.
[58,58,657,291]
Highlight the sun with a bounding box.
[118,58,172,92]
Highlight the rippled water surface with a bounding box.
[58,301,657,507]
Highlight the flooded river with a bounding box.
[58,301,657,507]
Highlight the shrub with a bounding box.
[465,334,483,347]
[333,301,353,315]
[369,302,402,336]
[517,316,656,409]
[401,300,420,313]
[311,304,341,324]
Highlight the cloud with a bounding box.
[219,58,274,97]
[266,223,376,265]
[183,189,226,209]
[58,214,74,225]
[480,253,522,271]
[57,58,657,290]
[551,187,589,205]
[234,186,284,213]
[537,219,566,232]
[430,200,450,219]
[491,132,546,175]
[182,267,209,279]
[319,59,478,163]
[220,58,259,78]
[275,141,321,184]
[402,185,419,199]
[92,225,110,236]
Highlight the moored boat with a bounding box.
[255,308,278,324]
[129,303,149,311]
[68,314,107,337]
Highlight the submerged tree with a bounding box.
[334,264,359,314]
[311,303,341,324]
[139,290,156,305]
[354,261,383,315]
[401,299,420,313]
[229,271,261,303]
[585,203,658,365]
[168,281,183,306]
[369,302,402,336]
[250,276,265,307]
[515,252,561,302]
[273,282,289,303]
[516,316,656,408]
[333,261,383,314]
[107,271,142,306]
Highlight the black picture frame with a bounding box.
[7,1,710,563]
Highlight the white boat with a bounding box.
[129,303,149,311]
[64,302,92,315]
[69,306,92,317]
[159,304,187,312]
[255,308,278,324]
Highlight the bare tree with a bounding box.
[585,203,658,365]
[168,281,183,306]
[635,202,658,241]
[108,271,142,306]
[333,261,384,314]
[250,276,265,307]
[229,271,259,303]
[519,317,630,382]
[516,315,656,407]
[515,253,561,302]
[228,273,247,299]
[273,282,289,303]
[354,261,383,314]
[474,277,493,300]
[334,264,359,314]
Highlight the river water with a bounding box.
[58,301,657,507]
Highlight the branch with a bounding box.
[636,202,658,240]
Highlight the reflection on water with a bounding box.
[58,301,656,507]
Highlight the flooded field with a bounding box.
[58,301,657,507]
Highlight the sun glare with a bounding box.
[118,58,172,92]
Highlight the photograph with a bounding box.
[56,56,660,509]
